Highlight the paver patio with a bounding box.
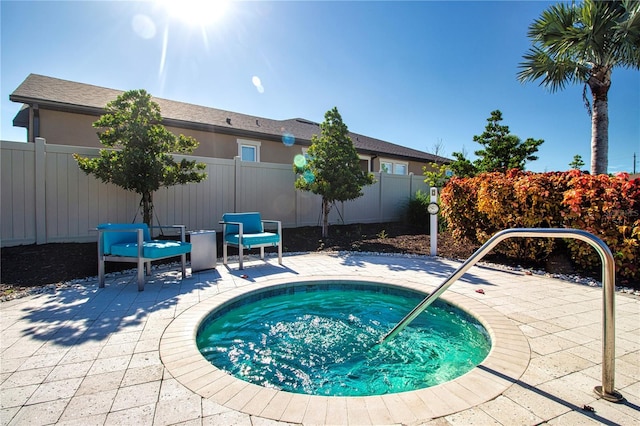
[1,252,638,425]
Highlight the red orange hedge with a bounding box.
[440,169,639,282]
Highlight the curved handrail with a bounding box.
[380,228,622,402]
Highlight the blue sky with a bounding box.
[1,0,638,173]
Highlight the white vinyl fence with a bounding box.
[1,138,429,247]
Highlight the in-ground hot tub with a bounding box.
[196,281,491,396]
[160,276,530,423]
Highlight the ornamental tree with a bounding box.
[73,89,207,227]
[569,154,586,170]
[450,110,544,176]
[448,151,478,178]
[293,107,375,237]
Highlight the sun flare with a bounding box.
[159,0,229,27]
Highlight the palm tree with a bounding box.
[518,0,640,175]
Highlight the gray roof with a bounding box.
[10,74,450,163]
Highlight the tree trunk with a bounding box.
[321,198,331,238]
[588,70,610,175]
[142,191,153,228]
[591,96,609,175]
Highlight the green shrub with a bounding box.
[406,190,431,231]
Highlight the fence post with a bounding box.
[234,156,241,212]
[378,172,384,222]
[409,172,414,197]
[35,137,47,244]
[294,174,301,228]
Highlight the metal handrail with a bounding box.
[380,228,623,402]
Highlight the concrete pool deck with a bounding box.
[1,252,639,425]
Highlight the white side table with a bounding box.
[189,230,217,272]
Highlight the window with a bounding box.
[301,149,370,172]
[379,159,408,175]
[237,139,261,162]
[380,161,393,174]
[394,163,407,175]
[241,145,256,161]
[359,155,371,173]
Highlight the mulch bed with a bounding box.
[2,222,625,294]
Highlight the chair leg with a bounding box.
[98,233,105,288]
[98,258,105,288]
[238,244,244,270]
[260,247,265,260]
[223,242,228,265]
[278,243,282,265]
[137,262,145,292]
[181,254,187,278]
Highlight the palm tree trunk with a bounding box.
[589,71,610,175]
[591,97,609,175]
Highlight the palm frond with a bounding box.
[580,1,622,65]
[519,0,638,89]
[517,46,585,91]
[582,84,592,116]
[611,0,640,68]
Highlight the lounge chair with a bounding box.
[220,212,282,269]
[97,223,191,291]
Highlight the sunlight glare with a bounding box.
[159,0,229,27]
[303,170,315,184]
[282,133,296,147]
[294,154,307,167]
[132,14,156,39]
[252,76,265,94]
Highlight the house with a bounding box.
[10,74,449,175]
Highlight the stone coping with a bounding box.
[160,275,530,424]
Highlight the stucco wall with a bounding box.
[39,110,99,146]
[36,109,305,163]
[34,108,431,174]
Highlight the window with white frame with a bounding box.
[379,159,408,175]
[303,149,371,173]
[237,139,261,162]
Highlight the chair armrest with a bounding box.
[96,228,143,234]
[219,221,244,237]
[261,220,282,234]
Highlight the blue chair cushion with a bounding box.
[98,223,151,255]
[225,232,280,249]
[110,240,192,259]
[222,212,263,235]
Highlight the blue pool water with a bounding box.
[196,282,491,396]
